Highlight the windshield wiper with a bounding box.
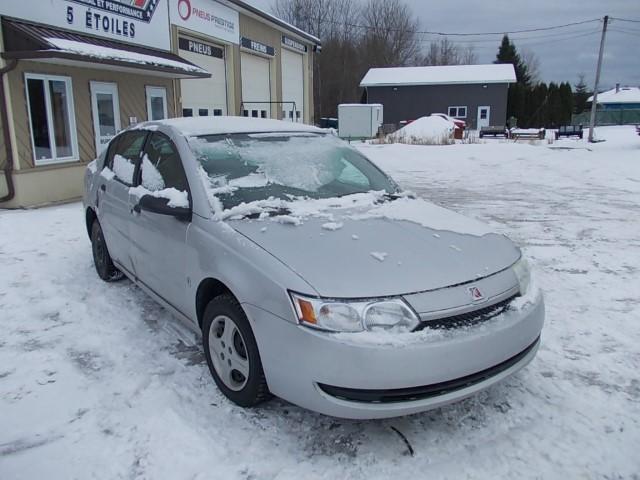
[243,206,292,219]
[375,192,405,204]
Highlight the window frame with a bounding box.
[447,106,468,119]
[24,73,79,166]
[145,86,168,121]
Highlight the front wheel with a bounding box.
[90,220,124,282]
[202,294,270,407]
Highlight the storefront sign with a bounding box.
[170,0,239,45]
[178,37,223,58]
[241,37,274,57]
[282,35,307,53]
[0,0,171,50]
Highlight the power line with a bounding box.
[609,28,640,38]
[415,27,602,45]
[315,17,601,36]
[611,17,640,24]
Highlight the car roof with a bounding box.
[133,116,324,137]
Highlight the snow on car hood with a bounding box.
[228,193,520,298]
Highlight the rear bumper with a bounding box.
[245,291,544,419]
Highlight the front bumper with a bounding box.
[244,292,544,419]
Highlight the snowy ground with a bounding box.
[1,126,639,479]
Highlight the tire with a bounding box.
[90,220,124,282]
[202,294,271,407]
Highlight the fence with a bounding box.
[571,109,640,126]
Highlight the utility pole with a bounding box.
[588,15,608,143]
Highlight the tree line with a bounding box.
[273,0,592,126]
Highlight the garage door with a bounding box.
[241,52,271,119]
[179,37,227,117]
[281,48,304,123]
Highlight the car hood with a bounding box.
[228,198,520,298]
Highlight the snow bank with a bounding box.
[389,116,454,144]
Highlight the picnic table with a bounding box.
[510,128,546,140]
[555,125,584,139]
[479,126,508,138]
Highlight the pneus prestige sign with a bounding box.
[170,0,239,45]
[0,0,171,49]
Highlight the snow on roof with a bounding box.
[45,38,209,75]
[360,64,517,87]
[137,116,324,137]
[588,87,640,104]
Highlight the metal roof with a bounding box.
[1,18,210,79]
[361,64,517,87]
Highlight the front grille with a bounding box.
[318,336,539,404]
[413,294,518,331]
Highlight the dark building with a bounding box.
[360,64,516,129]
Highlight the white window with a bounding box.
[146,86,168,121]
[25,73,78,165]
[448,106,467,118]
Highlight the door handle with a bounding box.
[100,184,106,192]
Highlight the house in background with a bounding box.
[360,64,517,129]
[589,85,640,110]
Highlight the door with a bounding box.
[241,52,271,119]
[146,86,168,121]
[130,132,191,314]
[97,130,148,275]
[179,38,227,117]
[281,48,304,122]
[477,106,491,129]
[90,82,121,155]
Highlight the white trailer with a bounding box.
[338,104,383,140]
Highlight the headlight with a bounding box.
[512,256,531,296]
[290,292,420,333]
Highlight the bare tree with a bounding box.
[272,0,361,118]
[520,48,541,84]
[359,0,420,67]
[421,38,477,66]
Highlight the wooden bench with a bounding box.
[510,128,545,140]
[555,125,583,139]
[479,126,508,138]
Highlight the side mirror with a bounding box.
[137,194,191,222]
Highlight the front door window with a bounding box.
[90,82,121,155]
[146,86,168,121]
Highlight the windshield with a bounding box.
[189,133,397,210]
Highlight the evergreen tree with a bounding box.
[559,82,574,125]
[573,74,590,114]
[494,35,531,86]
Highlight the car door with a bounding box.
[97,130,148,275]
[129,131,192,315]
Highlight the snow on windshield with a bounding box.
[189,133,397,214]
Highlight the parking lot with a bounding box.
[1,126,639,479]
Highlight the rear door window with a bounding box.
[106,131,148,185]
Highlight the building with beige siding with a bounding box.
[0,0,319,208]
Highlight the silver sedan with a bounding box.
[83,117,544,419]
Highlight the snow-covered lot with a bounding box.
[1,126,639,479]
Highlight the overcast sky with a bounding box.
[247,0,639,90]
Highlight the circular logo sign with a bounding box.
[178,0,191,21]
